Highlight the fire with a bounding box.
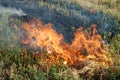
[63,61,67,65]
[22,18,109,65]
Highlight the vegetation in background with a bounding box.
[0,0,120,80]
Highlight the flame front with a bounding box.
[22,18,108,65]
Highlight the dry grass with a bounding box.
[67,0,120,19]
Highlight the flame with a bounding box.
[22,18,109,65]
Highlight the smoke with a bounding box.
[0,0,118,48]
[0,5,26,49]
[0,5,26,16]
[0,0,118,43]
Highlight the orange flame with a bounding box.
[22,18,108,65]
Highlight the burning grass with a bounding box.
[0,18,119,80]
[21,18,111,66]
[0,47,119,80]
[0,0,120,79]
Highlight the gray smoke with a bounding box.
[0,5,26,16]
[0,5,26,49]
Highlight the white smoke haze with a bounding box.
[0,5,26,16]
[0,0,118,49]
[0,5,26,48]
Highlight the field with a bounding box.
[0,0,120,80]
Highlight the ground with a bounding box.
[0,0,120,80]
